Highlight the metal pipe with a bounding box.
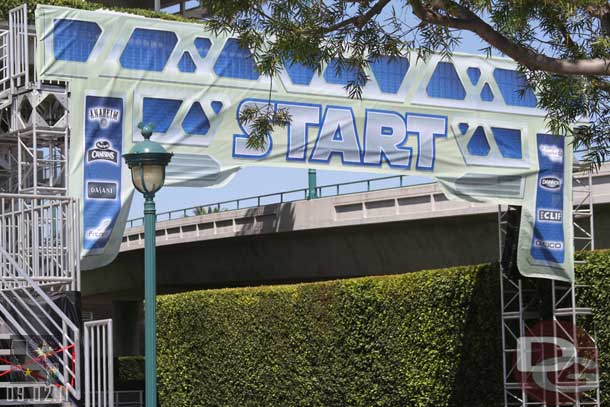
[144,196,157,407]
[307,169,317,199]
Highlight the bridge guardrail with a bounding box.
[126,175,434,228]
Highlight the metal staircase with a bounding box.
[0,4,102,406]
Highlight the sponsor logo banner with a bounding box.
[531,134,566,264]
[82,96,123,251]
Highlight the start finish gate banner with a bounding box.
[35,5,574,281]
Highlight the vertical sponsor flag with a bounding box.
[83,96,123,253]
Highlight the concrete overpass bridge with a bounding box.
[87,167,610,300]
[83,165,610,356]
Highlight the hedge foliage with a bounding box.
[146,252,610,406]
[116,356,145,383]
[575,250,610,406]
[157,264,503,407]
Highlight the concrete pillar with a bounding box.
[112,300,142,356]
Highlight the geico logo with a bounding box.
[538,210,562,222]
[534,240,563,250]
[540,176,561,189]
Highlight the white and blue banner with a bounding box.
[36,5,575,281]
[517,135,571,278]
[83,96,123,253]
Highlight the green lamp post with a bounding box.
[123,123,172,407]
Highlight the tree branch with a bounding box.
[592,78,610,92]
[324,0,392,32]
[409,0,610,76]
[586,4,610,36]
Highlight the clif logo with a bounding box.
[87,140,118,164]
[538,209,563,222]
[540,176,561,190]
[514,320,598,405]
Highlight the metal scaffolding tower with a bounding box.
[0,5,81,405]
[498,159,599,406]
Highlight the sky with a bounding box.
[128,4,495,220]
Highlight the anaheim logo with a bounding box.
[540,176,561,190]
[87,140,118,164]
[88,107,120,129]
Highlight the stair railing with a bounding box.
[0,244,80,400]
[0,194,80,290]
[0,194,80,401]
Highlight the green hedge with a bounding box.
[116,356,145,383]
[575,250,610,406]
[154,251,610,406]
[157,263,502,407]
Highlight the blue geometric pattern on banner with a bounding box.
[214,38,260,80]
[194,38,212,59]
[182,102,210,135]
[178,52,196,73]
[53,19,101,62]
[466,67,481,85]
[426,62,466,100]
[458,123,469,135]
[492,127,522,159]
[120,28,177,71]
[324,59,363,86]
[467,126,491,156]
[370,56,409,94]
[493,68,537,107]
[211,101,223,114]
[143,97,182,132]
[480,83,494,101]
[285,60,315,85]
